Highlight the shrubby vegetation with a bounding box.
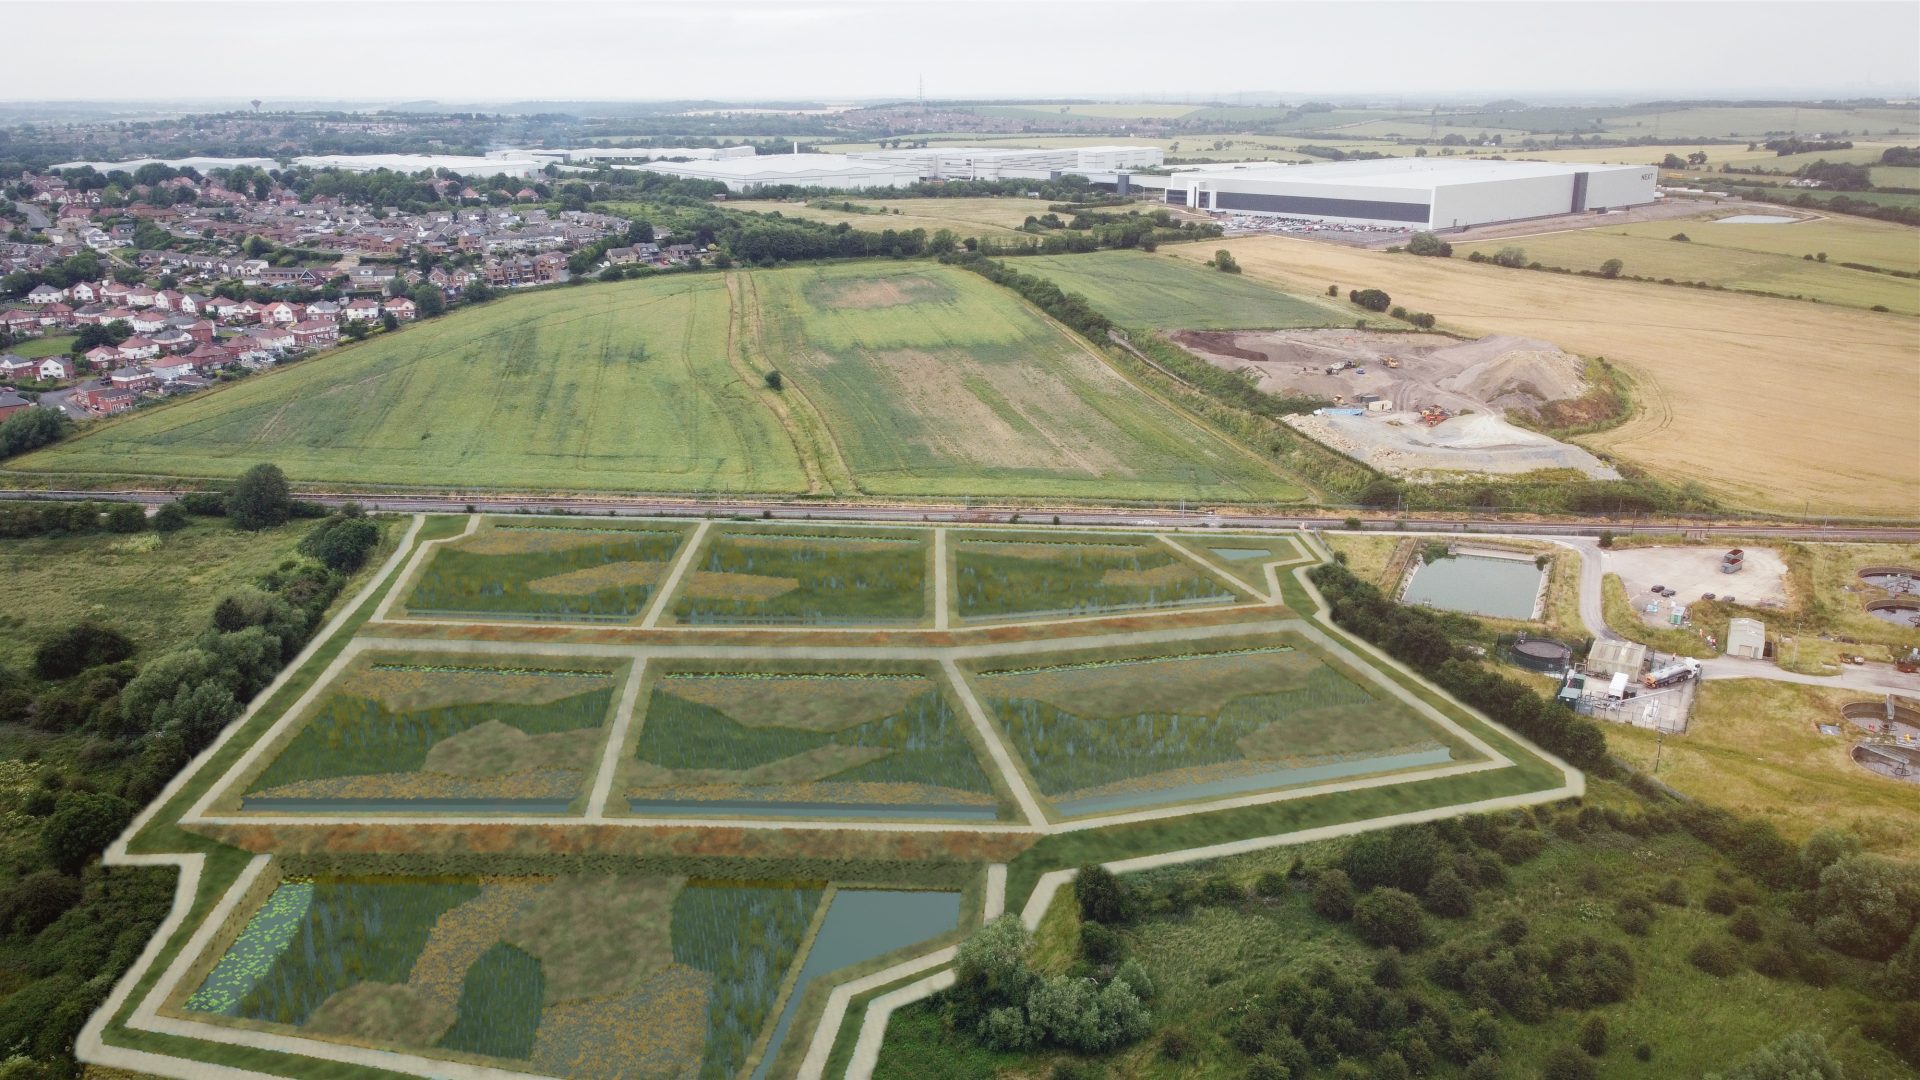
[0,479,385,1074]
[1309,561,1608,769]
[904,775,1920,1078]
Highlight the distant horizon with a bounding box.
[6,1,1915,103]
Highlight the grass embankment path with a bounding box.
[1174,236,1920,518]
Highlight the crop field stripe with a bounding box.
[939,659,1048,828]
[586,658,649,819]
[643,520,710,628]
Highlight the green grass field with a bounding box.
[951,532,1243,621]
[11,275,810,493]
[8,334,75,359]
[1015,249,1355,330]
[671,526,931,625]
[1455,212,1920,314]
[739,262,1302,500]
[401,519,691,622]
[0,517,331,671]
[723,196,1044,240]
[18,263,1307,503]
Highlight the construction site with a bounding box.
[1169,329,1621,478]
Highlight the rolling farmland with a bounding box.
[16,261,1304,503]
[1173,237,1920,517]
[11,275,811,493]
[723,196,1045,239]
[1017,249,1356,329]
[1454,210,1920,314]
[737,261,1302,500]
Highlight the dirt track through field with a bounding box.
[1172,238,1920,516]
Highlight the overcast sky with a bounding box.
[8,1,1918,104]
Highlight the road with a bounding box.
[12,200,50,231]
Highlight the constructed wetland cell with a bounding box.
[1401,551,1546,621]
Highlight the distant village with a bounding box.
[0,166,701,420]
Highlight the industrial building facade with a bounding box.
[1160,158,1658,230]
[621,145,1164,192]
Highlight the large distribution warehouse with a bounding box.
[1160,158,1658,230]
[621,145,1163,192]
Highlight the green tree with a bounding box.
[1348,287,1392,311]
[1354,888,1427,949]
[1423,865,1475,918]
[32,624,135,681]
[0,408,72,459]
[1815,854,1920,959]
[1075,864,1132,924]
[1704,1031,1844,1080]
[104,503,146,533]
[39,792,134,873]
[1599,258,1624,279]
[1311,868,1356,921]
[1579,1013,1610,1056]
[1408,231,1453,257]
[1543,1044,1597,1080]
[227,463,293,531]
[297,515,381,571]
[152,502,189,533]
[1491,246,1528,268]
[412,284,446,318]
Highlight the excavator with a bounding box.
[1419,405,1449,427]
[1383,356,1400,369]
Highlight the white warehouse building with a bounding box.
[845,145,1164,181]
[615,154,922,192]
[1163,158,1657,230]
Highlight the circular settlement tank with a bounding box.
[1865,598,1920,627]
[1509,637,1574,672]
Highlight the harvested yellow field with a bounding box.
[1173,237,1920,517]
[724,196,1045,239]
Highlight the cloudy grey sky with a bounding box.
[9,1,1918,104]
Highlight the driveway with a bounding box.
[35,386,93,420]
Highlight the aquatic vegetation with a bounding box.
[954,534,1240,620]
[437,942,546,1060]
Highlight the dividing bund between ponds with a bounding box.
[1401,551,1546,621]
[749,889,962,1080]
[1052,746,1455,818]
[625,798,1002,821]
[240,797,576,814]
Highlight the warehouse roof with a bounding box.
[1176,158,1648,191]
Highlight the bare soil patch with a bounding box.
[303,982,455,1046]
[526,561,665,596]
[806,274,949,310]
[336,666,615,713]
[504,875,684,1005]
[679,570,800,602]
[1170,328,1589,419]
[660,675,936,732]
